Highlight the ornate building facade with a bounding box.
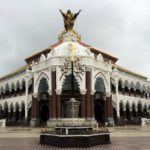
[0,12,150,127]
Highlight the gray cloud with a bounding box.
[0,0,150,79]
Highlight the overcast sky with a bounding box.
[0,0,150,79]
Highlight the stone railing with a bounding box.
[141,118,150,126]
[112,94,150,104]
[0,94,32,107]
[0,119,6,127]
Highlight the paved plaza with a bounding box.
[0,126,150,150]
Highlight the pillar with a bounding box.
[106,92,114,125]
[30,93,40,127]
[48,90,52,119]
[115,80,120,118]
[56,89,61,118]
[91,90,95,118]
[51,68,57,119]
[80,90,86,118]
[86,70,91,119]
[25,78,29,120]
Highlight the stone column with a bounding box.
[56,89,61,118]
[91,90,95,119]
[106,92,114,125]
[30,93,40,127]
[86,69,91,119]
[51,68,57,119]
[80,89,87,118]
[48,90,52,119]
[25,78,29,121]
[115,79,120,118]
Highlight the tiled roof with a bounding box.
[0,65,27,81]
[113,64,147,80]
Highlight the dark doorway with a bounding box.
[94,103,104,124]
[40,105,49,122]
[94,77,106,125]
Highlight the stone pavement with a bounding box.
[0,126,150,150]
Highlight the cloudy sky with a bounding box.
[0,0,150,79]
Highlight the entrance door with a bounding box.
[40,105,49,123]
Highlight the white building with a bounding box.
[0,12,150,127]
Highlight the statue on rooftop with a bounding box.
[59,9,81,32]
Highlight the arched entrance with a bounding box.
[38,78,49,124]
[94,77,106,125]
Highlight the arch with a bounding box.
[15,102,20,121]
[38,78,49,94]
[20,101,25,120]
[16,81,21,90]
[143,103,147,111]
[94,72,108,91]
[5,83,9,92]
[4,101,8,110]
[9,103,14,110]
[137,101,143,117]
[130,81,135,89]
[36,72,49,88]
[124,80,129,88]
[4,101,8,119]
[0,86,3,94]
[118,78,124,88]
[125,101,131,120]
[10,82,15,92]
[131,102,137,118]
[136,82,141,90]
[20,101,25,110]
[95,77,105,93]
[21,79,26,89]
